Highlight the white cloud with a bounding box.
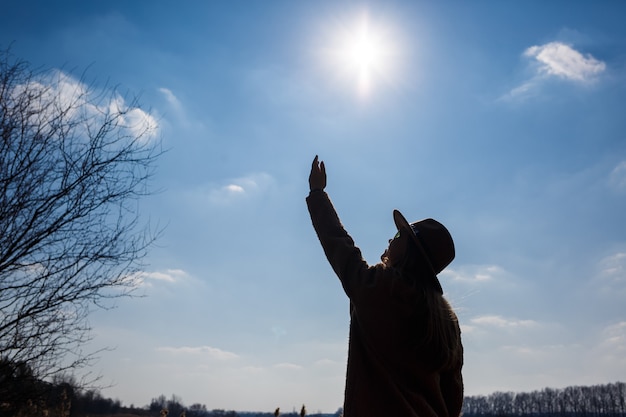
[225,184,245,193]
[501,41,606,101]
[157,345,239,360]
[274,362,303,371]
[441,264,507,284]
[15,70,159,141]
[120,105,159,141]
[134,269,188,288]
[314,358,339,367]
[471,315,538,328]
[524,41,606,82]
[595,251,626,295]
[201,172,276,205]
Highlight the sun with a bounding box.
[325,12,399,98]
[345,25,383,73]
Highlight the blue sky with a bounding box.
[2,0,626,413]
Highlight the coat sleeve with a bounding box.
[306,190,378,298]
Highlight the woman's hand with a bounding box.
[309,155,327,191]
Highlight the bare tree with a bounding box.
[0,48,161,391]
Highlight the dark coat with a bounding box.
[307,190,463,417]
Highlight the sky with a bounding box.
[2,0,626,413]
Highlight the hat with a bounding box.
[393,209,455,294]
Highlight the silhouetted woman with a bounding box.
[307,156,463,417]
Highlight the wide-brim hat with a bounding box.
[393,209,455,294]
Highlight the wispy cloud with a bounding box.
[471,315,539,328]
[596,251,626,295]
[158,87,183,111]
[241,365,265,373]
[599,252,626,277]
[271,325,287,340]
[158,86,197,130]
[274,362,303,371]
[593,322,626,369]
[524,42,605,82]
[138,269,188,286]
[157,345,239,360]
[442,264,507,284]
[599,321,626,352]
[609,161,626,192]
[314,358,340,367]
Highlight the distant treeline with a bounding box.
[462,382,626,417]
[55,380,626,417]
[145,395,342,417]
[2,355,624,417]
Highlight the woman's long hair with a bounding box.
[421,289,461,370]
[391,237,462,370]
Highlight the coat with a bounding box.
[306,190,463,417]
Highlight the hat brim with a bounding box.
[393,209,444,294]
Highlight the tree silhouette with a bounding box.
[0,47,161,395]
[462,382,626,417]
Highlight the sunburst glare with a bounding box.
[323,11,402,99]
